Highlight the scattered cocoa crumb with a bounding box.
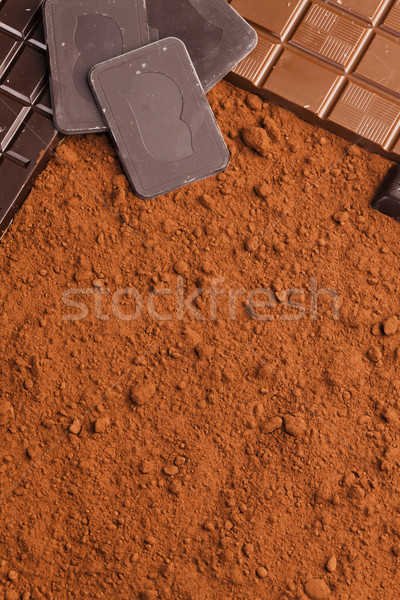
[383,315,398,335]
[173,260,189,274]
[367,346,382,363]
[326,555,337,573]
[241,126,270,157]
[371,323,382,336]
[246,93,262,111]
[262,116,281,142]
[68,419,81,435]
[139,590,157,600]
[256,566,268,579]
[94,416,110,433]
[130,382,156,406]
[304,578,330,599]
[283,415,307,437]
[245,236,259,252]
[243,542,254,557]
[333,210,349,224]
[23,378,33,390]
[197,193,215,210]
[261,416,283,433]
[26,445,38,459]
[381,406,399,424]
[138,460,153,474]
[163,464,179,476]
[254,181,270,198]
[0,401,14,426]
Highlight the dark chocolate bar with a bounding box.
[228,0,400,160]
[89,38,230,199]
[372,163,400,221]
[44,0,149,134]
[146,0,257,92]
[0,0,61,237]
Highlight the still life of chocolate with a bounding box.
[1,0,400,235]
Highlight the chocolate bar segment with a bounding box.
[44,0,149,134]
[0,0,44,37]
[326,0,389,22]
[383,0,400,33]
[146,0,257,92]
[372,164,400,221]
[89,38,230,199]
[0,0,60,237]
[228,0,400,160]
[229,0,307,37]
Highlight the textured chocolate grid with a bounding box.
[0,0,60,236]
[229,0,400,159]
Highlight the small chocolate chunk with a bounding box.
[372,165,400,223]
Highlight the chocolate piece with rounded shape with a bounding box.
[372,164,400,222]
[89,38,230,199]
[43,0,149,134]
[146,0,257,92]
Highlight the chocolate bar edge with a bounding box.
[225,72,399,163]
[371,163,400,222]
[200,8,258,94]
[0,132,62,239]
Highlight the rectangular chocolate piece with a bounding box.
[146,0,257,92]
[44,0,149,134]
[0,0,61,237]
[228,0,400,161]
[89,38,230,199]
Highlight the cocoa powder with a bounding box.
[0,80,399,599]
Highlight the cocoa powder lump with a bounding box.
[0,81,398,599]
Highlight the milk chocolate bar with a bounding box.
[89,38,230,199]
[228,0,400,160]
[0,0,61,237]
[44,0,149,134]
[146,0,257,92]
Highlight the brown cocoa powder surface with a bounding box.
[0,80,399,600]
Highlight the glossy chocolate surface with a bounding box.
[147,0,257,91]
[0,0,60,236]
[228,0,400,160]
[90,38,230,199]
[44,0,149,134]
